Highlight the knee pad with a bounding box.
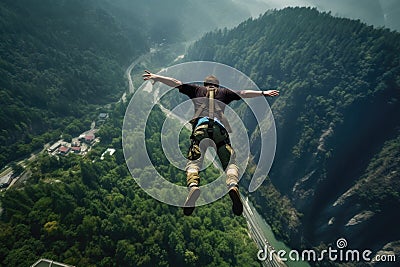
[187,167,199,176]
[226,164,239,186]
[186,167,200,187]
[186,167,200,180]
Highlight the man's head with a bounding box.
[204,75,219,88]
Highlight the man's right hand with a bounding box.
[143,70,158,84]
[142,70,183,87]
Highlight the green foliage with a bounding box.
[0,101,260,267]
[186,6,400,252]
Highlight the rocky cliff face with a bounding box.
[273,94,400,251]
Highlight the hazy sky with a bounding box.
[233,0,400,32]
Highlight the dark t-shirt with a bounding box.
[178,83,241,121]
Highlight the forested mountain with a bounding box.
[187,7,400,258]
[0,0,251,169]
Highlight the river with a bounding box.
[245,198,310,267]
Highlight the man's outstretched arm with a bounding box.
[239,89,280,98]
[142,70,182,87]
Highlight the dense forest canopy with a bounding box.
[187,7,400,254]
[0,103,259,266]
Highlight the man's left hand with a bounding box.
[263,90,280,97]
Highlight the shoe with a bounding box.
[228,186,243,216]
[183,186,200,216]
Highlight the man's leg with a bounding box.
[183,158,202,216]
[217,138,243,216]
[183,125,208,215]
[186,160,201,187]
[226,163,243,216]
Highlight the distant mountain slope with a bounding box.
[186,7,400,254]
[102,0,252,42]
